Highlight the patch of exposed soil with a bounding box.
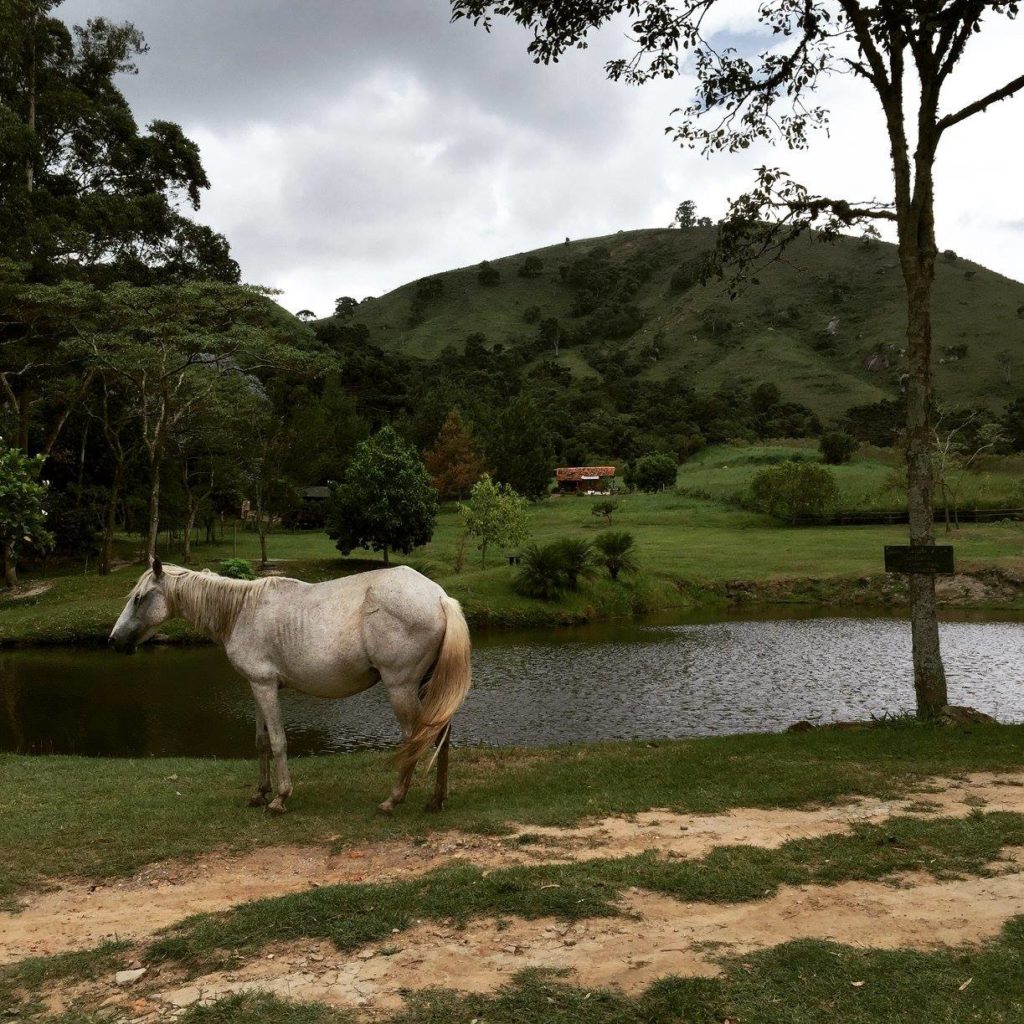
[3,772,1023,966]
[45,860,1024,1020]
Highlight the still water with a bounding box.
[1,610,1022,757]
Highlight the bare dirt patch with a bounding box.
[49,860,1024,1019]
[4,771,1023,965]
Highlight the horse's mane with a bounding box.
[159,566,281,642]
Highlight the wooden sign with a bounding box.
[884,545,955,575]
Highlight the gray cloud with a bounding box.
[58,0,1024,313]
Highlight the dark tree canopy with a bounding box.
[325,426,439,564]
[0,1,238,284]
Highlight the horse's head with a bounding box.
[109,559,173,654]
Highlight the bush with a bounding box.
[513,538,596,600]
[593,531,638,581]
[517,255,544,278]
[514,543,571,600]
[628,452,678,492]
[749,462,839,522]
[219,558,257,580]
[523,305,541,324]
[819,430,858,465]
[477,261,501,287]
[591,499,618,524]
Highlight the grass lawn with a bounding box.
[3,474,1024,644]
[3,723,1024,905]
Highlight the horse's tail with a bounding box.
[397,595,472,776]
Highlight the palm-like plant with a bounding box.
[553,537,597,590]
[513,543,571,600]
[593,531,638,581]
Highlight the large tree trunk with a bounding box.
[146,460,161,565]
[901,250,948,717]
[1,542,16,588]
[99,461,124,575]
[183,500,196,564]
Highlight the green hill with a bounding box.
[338,227,1024,420]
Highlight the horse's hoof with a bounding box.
[376,801,394,817]
[266,798,288,815]
[248,792,269,807]
[424,798,446,813]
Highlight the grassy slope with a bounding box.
[344,228,1024,419]
[3,486,1024,643]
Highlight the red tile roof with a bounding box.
[555,466,616,482]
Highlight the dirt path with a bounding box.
[42,859,1024,1020]
[4,772,1022,965]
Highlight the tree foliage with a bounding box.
[629,452,677,493]
[819,430,858,465]
[425,409,487,500]
[458,473,529,567]
[750,461,839,523]
[593,530,638,581]
[0,436,51,585]
[325,426,438,564]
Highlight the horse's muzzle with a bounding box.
[108,636,136,655]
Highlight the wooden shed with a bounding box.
[555,466,616,495]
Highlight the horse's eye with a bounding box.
[133,594,142,606]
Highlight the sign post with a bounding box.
[883,545,955,575]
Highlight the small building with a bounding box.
[555,466,616,495]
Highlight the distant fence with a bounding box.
[790,508,1024,527]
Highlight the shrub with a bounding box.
[591,499,618,524]
[629,452,678,492]
[552,537,596,589]
[523,305,541,324]
[749,461,839,522]
[514,543,571,600]
[477,261,501,287]
[819,430,858,465]
[219,558,257,580]
[593,531,638,580]
[517,255,544,278]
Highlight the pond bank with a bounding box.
[2,564,1023,647]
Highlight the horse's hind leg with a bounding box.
[248,704,272,807]
[378,678,421,816]
[425,724,450,813]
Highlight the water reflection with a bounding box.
[1,612,1022,757]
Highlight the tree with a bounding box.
[518,254,544,278]
[296,309,316,322]
[334,296,358,319]
[591,499,618,524]
[0,4,236,282]
[593,530,638,581]
[931,410,1005,531]
[458,473,529,567]
[485,395,554,499]
[325,426,438,565]
[425,410,487,500]
[820,431,858,465]
[0,437,51,586]
[673,200,697,229]
[451,2,1024,717]
[477,260,501,286]
[750,462,839,522]
[629,452,677,493]
[513,542,570,600]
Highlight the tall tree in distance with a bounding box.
[325,426,439,565]
[450,0,1024,718]
[425,409,487,500]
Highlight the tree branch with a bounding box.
[937,73,1024,133]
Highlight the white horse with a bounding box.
[109,560,472,815]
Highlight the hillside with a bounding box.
[337,228,1024,420]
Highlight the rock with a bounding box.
[356,949,376,960]
[114,968,148,986]
[786,720,815,733]
[161,986,202,1008]
[940,705,998,726]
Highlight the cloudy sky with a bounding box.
[59,0,1024,315]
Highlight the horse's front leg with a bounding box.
[248,703,272,807]
[250,679,292,814]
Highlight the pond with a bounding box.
[2,609,1022,757]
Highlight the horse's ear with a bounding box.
[152,557,163,579]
